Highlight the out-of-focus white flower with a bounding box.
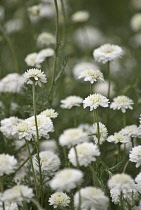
[120,125,141,138]
[0,154,17,176]
[91,122,108,145]
[107,132,130,144]
[73,62,98,80]
[135,172,141,194]
[108,173,138,204]
[0,116,23,139]
[131,13,141,31]
[25,53,39,67]
[93,80,115,97]
[40,140,58,152]
[79,69,104,84]
[93,43,124,64]
[49,192,70,208]
[50,168,83,192]
[0,73,25,93]
[68,142,100,167]
[83,93,109,111]
[74,187,109,210]
[28,5,40,16]
[1,185,34,202]
[0,6,5,21]
[59,128,89,148]
[71,11,90,23]
[73,26,105,50]
[5,19,24,34]
[0,201,19,210]
[23,68,47,86]
[60,96,83,109]
[110,95,134,113]
[40,108,58,118]
[33,151,60,176]
[78,124,93,134]
[129,146,141,168]
[37,32,55,47]
[37,48,54,63]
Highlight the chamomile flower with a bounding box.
[79,69,104,84]
[129,146,141,168]
[107,132,130,144]
[91,122,108,145]
[49,192,70,208]
[71,11,90,23]
[60,96,83,109]
[40,108,58,118]
[0,154,17,176]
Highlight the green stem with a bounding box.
[60,0,67,42]
[117,143,121,162]
[107,61,111,99]
[90,83,92,94]
[30,198,44,210]
[0,24,19,72]
[0,176,4,192]
[48,0,59,103]
[123,160,129,173]
[131,137,134,148]
[123,112,126,127]
[32,83,43,204]
[89,164,98,187]
[77,186,81,210]
[25,141,38,199]
[74,146,80,168]
[94,109,100,147]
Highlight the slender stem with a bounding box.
[107,61,111,99]
[123,160,129,173]
[30,198,44,210]
[131,137,134,148]
[117,143,121,162]
[25,141,38,199]
[90,83,92,94]
[63,147,68,167]
[32,83,43,204]
[123,112,126,127]
[60,0,67,42]
[0,24,19,72]
[89,164,98,186]
[94,109,100,147]
[48,0,59,102]
[74,146,80,168]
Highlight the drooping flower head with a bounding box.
[93,43,124,64]
[83,93,109,111]
[110,95,134,113]
[23,68,47,86]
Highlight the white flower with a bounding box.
[93,43,124,64]
[107,132,130,144]
[60,96,83,109]
[1,185,34,202]
[129,146,141,168]
[79,69,104,84]
[5,19,23,34]
[33,151,60,176]
[49,192,70,208]
[0,117,23,139]
[40,108,58,118]
[0,154,17,176]
[83,93,109,111]
[135,172,141,193]
[120,125,140,138]
[0,201,19,210]
[50,168,83,192]
[93,80,115,97]
[131,13,141,31]
[59,128,89,148]
[40,140,58,152]
[0,73,25,93]
[108,173,138,204]
[110,95,134,113]
[28,5,40,16]
[37,32,55,47]
[0,6,5,21]
[74,187,109,210]
[25,52,39,67]
[23,68,47,86]
[73,62,99,80]
[37,48,54,63]
[12,121,32,141]
[72,11,90,23]
[78,124,93,134]
[91,122,108,145]
[68,142,100,167]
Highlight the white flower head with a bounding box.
[108,173,138,204]
[120,125,140,138]
[50,168,83,192]
[40,108,58,118]
[72,11,90,23]
[59,128,89,148]
[23,68,47,86]
[74,187,109,210]
[93,43,124,64]
[1,185,34,202]
[5,19,23,34]
[135,172,141,194]
[131,13,141,31]
[40,140,58,152]
[33,151,60,176]
[93,80,115,97]
[28,5,40,16]
[79,69,104,84]
[91,122,108,145]
[0,154,17,176]
[73,62,99,80]
[37,48,54,62]
[68,142,100,167]
[0,201,19,210]
[37,32,55,47]
[107,132,130,144]
[49,192,70,208]
[129,145,141,168]
[83,93,109,111]
[25,53,38,67]
[110,95,134,113]
[60,96,83,109]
